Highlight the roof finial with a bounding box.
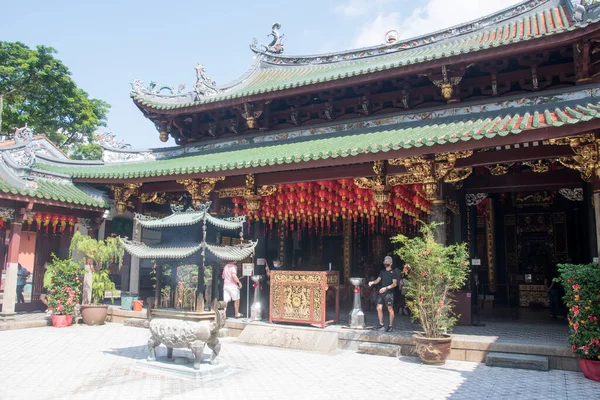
[193,63,220,98]
[385,30,399,44]
[251,22,285,54]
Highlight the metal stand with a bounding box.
[250,275,264,320]
[348,277,366,329]
[246,275,250,320]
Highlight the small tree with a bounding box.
[555,263,600,361]
[393,222,470,338]
[47,255,83,315]
[70,231,123,304]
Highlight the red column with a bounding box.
[0,216,23,320]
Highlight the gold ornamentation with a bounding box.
[445,197,459,215]
[430,65,465,103]
[241,103,263,129]
[524,160,550,173]
[557,141,600,182]
[488,164,511,176]
[257,185,277,197]
[140,192,167,205]
[354,161,391,204]
[444,167,472,183]
[548,133,595,147]
[218,187,247,198]
[245,195,262,212]
[387,151,473,200]
[111,183,142,214]
[177,177,225,207]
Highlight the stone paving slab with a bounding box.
[0,323,597,400]
[0,311,50,331]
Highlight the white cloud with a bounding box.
[353,12,402,48]
[335,0,390,17]
[350,0,523,48]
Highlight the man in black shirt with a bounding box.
[368,256,398,332]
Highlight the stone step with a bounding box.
[357,343,401,358]
[485,352,549,371]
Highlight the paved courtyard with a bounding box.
[0,323,597,400]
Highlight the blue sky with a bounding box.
[1,0,520,149]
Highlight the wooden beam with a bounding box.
[455,145,574,167]
[463,169,581,193]
[139,25,600,116]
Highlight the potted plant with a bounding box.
[46,255,83,328]
[70,231,123,325]
[393,221,469,364]
[555,263,600,381]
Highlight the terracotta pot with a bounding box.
[80,304,108,325]
[413,333,452,364]
[579,358,600,382]
[51,314,73,328]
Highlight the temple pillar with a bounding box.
[129,218,141,294]
[342,219,352,285]
[592,179,600,258]
[0,210,24,320]
[430,199,447,245]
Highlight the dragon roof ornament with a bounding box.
[193,64,221,98]
[130,78,187,97]
[255,0,551,65]
[572,0,600,21]
[250,22,285,54]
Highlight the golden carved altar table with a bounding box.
[269,270,340,328]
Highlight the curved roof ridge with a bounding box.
[130,57,263,103]
[254,0,557,65]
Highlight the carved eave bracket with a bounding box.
[140,192,167,205]
[111,183,142,214]
[428,65,469,104]
[354,161,391,204]
[240,103,263,130]
[177,177,225,208]
[387,150,473,199]
[550,133,599,182]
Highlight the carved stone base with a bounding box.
[136,353,233,380]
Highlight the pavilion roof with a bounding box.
[34,86,600,180]
[129,0,599,112]
[120,239,204,259]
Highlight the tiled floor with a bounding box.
[0,324,597,400]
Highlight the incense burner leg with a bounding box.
[207,338,221,365]
[147,336,160,361]
[190,340,206,370]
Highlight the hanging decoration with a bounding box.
[231,178,431,234]
[20,213,79,233]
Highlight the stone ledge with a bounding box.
[486,352,549,371]
[358,343,401,357]
[0,318,51,331]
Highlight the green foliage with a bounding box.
[46,255,83,315]
[0,41,109,159]
[91,269,116,305]
[70,231,123,304]
[69,143,103,160]
[555,264,600,360]
[69,231,124,270]
[393,221,470,338]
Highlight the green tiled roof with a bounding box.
[35,95,600,180]
[120,239,203,259]
[0,176,108,209]
[131,3,585,110]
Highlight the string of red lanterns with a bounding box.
[26,213,79,233]
[231,180,431,234]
